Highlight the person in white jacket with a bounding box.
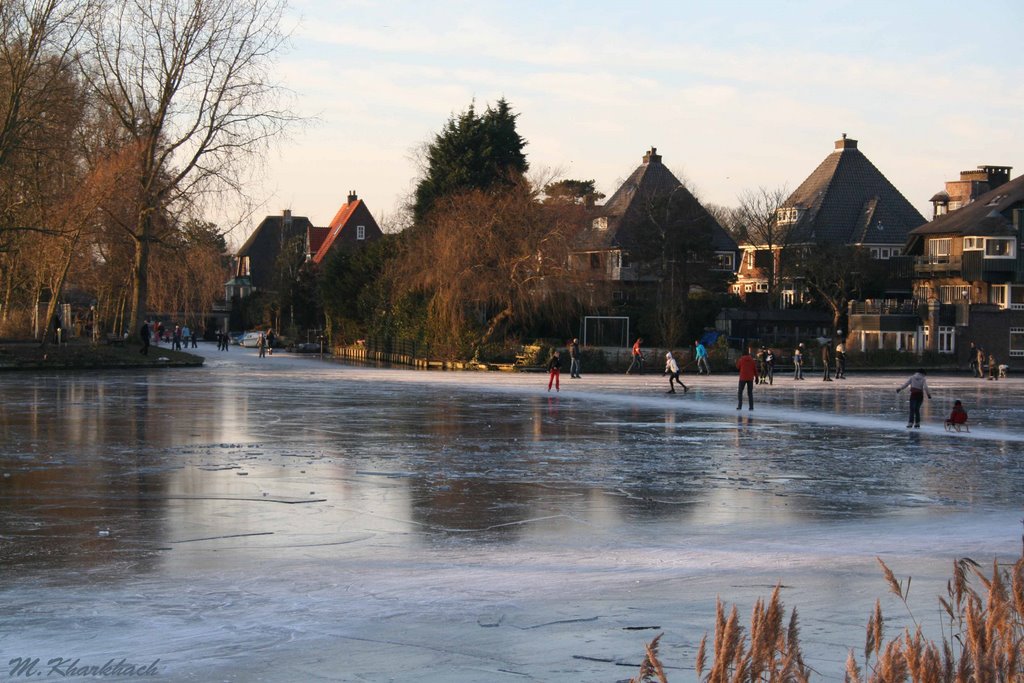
[664,351,688,394]
[896,369,932,428]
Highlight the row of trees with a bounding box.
[0,0,294,344]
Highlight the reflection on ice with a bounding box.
[1,348,1023,680]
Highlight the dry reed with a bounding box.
[628,539,1024,683]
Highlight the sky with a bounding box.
[237,0,1024,245]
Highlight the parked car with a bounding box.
[239,331,264,348]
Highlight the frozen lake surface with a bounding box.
[1,345,1023,681]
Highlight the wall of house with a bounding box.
[957,307,1024,368]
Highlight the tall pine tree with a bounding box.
[412,98,528,222]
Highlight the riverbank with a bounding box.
[0,341,204,370]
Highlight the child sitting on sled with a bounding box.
[944,400,969,432]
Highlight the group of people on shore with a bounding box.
[137,319,198,355]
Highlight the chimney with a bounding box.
[642,147,661,164]
[282,209,292,227]
[834,133,858,151]
[347,190,358,204]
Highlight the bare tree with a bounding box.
[734,186,789,308]
[81,0,296,340]
[392,180,588,358]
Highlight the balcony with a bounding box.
[913,255,961,276]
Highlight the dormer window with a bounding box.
[776,207,801,225]
[592,217,608,231]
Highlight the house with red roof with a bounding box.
[308,191,383,265]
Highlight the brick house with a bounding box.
[847,165,1024,363]
[733,135,926,306]
[574,147,738,291]
[307,191,383,265]
[226,210,314,300]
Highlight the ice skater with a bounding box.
[736,347,756,410]
[821,343,832,381]
[834,339,846,379]
[793,343,804,379]
[547,350,561,392]
[626,337,644,374]
[694,339,710,375]
[664,351,688,394]
[568,338,581,378]
[896,368,932,428]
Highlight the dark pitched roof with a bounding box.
[904,173,1024,253]
[783,136,926,246]
[579,147,737,253]
[235,213,313,289]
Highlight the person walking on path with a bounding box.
[821,343,833,381]
[568,338,581,378]
[664,351,688,394]
[793,343,804,380]
[626,338,644,374]
[834,339,847,379]
[694,340,711,375]
[736,347,757,410]
[547,351,562,392]
[897,369,932,428]
[139,320,151,356]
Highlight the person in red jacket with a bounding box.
[736,347,757,411]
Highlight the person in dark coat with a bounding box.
[568,338,581,378]
[821,343,833,381]
[736,347,757,411]
[547,351,561,392]
[139,320,151,355]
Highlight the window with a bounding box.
[891,247,901,256]
[592,217,608,231]
[937,326,955,354]
[714,252,734,270]
[744,284,753,293]
[755,282,768,292]
[590,253,601,269]
[870,248,879,259]
[1011,285,1024,310]
[963,237,983,250]
[356,225,365,240]
[746,251,755,269]
[985,238,1015,258]
[928,238,951,260]
[990,285,1007,308]
[939,285,970,303]
[612,290,625,301]
[777,207,802,224]
[239,256,250,276]
[1011,327,1024,357]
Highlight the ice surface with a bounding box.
[1,345,1022,681]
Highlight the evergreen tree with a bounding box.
[412,98,528,222]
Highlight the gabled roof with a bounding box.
[783,135,926,246]
[235,212,313,289]
[579,147,737,253]
[905,172,1024,252]
[311,192,383,264]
